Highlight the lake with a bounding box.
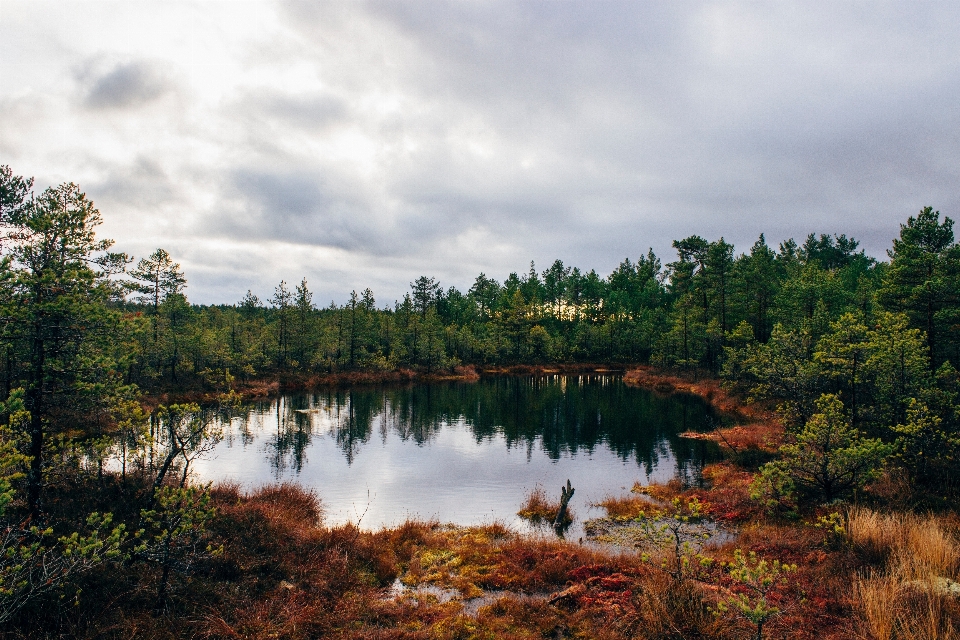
[192,374,723,533]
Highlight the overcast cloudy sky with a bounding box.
[2,1,959,305]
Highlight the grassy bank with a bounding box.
[7,367,960,638]
[21,478,958,638]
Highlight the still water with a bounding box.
[192,375,722,531]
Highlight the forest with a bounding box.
[1,163,959,638]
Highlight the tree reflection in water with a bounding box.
[230,375,723,482]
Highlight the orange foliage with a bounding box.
[689,462,762,523]
[517,484,573,525]
[594,494,651,519]
[624,366,785,454]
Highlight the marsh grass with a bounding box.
[855,572,900,640]
[849,507,960,638]
[624,571,733,638]
[517,484,574,526]
[595,494,651,519]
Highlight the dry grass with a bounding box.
[517,484,573,525]
[857,571,957,640]
[622,571,735,638]
[848,507,960,639]
[855,572,900,640]
[847,507,905,565]
[848,507,959,577]
[595,494,651,519]
[896,592,956,640]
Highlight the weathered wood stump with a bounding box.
[553,479,575,533]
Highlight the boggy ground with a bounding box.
[16,366,959,638]
[29,475,959,639]
[12,483,732,638]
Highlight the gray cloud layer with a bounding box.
[2,1,959,304]
[84,61,172,109]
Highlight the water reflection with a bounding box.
[197,375,722,529]
[231,375,720,478]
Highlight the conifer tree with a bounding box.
[879,207,960,367]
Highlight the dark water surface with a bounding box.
[193,375,722,532]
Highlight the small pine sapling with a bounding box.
[814,511,848,550]
[138,484,223,612]
[0,390,128,622]
[714,549,797,640]
[634,496,715,582]
[749,463,797,517]
[0,513,127,623]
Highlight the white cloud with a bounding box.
[2,1,960,304]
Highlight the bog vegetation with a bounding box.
[0,163,959,637]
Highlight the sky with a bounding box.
[2,1,960,306]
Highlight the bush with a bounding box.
[777,394,893,502]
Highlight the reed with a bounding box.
[855,571,900,640]
[848,507,960,638]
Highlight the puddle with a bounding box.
[388,578,460,604]
[583,516,736,551]
[386,578,550,616]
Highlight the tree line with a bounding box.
[74,208,959,388]
[1,163,960,623]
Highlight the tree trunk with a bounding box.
[26,322,46,519]
[553,479,575,534]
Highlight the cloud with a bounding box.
[252,93,349,131]
[83,61,172,109]
[222,168,382,251]
[3,1,960,303]
[92,156,181,209]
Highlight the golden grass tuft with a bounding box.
[517,484,573,525]
[848,507,959,578]
[595,494,651,519]
[849,507,960,639]
[900,519,958,580]
[896,593,956,640]
[855,571,900,640]
[847,507,905,564]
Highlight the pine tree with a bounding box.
[879,207,960,367]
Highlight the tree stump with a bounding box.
[553,479,575,533]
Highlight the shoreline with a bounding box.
[73,366,949,637]
[142,363,785,458]
[143,364,785,455]
[142,362,635,405]
[622,365,784,453]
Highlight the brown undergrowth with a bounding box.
[24,485,956,636]
[15,482,755,639]
[624,365,785,456]
[588,478,864,638]
[587,469,960,640]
